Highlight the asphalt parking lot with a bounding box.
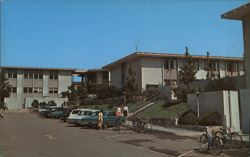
[0,112,249,157]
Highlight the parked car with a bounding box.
[40,106,63,118]
[60,107,77,122]
[46,107,64,118]
[67,109,99,125]
[80,111,126,128]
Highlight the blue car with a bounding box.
[80,111,126,128]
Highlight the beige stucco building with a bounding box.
[103,52,244,92]
[1,66,76,109]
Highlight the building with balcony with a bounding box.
[0,66,76,109]
[103,52,244,92]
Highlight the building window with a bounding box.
[7,72,17,79]
[33,87,43,93]
[49,88,58,94]
[195,60,199,70]
[226,62,237,72]
[164,59,175,70]
[24,73,33,79]
[11,87,17,93]
[50,74,58,80]
[164,60,169,69]
[34,73,43,79]
[23,87,33,93]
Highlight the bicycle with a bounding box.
[215,127,243,149]
[200,127,223,155]
[132,118,152,133]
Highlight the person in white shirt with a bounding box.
[123,104,128,117]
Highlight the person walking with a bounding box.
[98,110,103,130]
[123,104,128,117]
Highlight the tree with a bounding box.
[62,82,88,106]
[123,65,139,103]
[77,82,88,105]
[173,47,197,102]
[205,52,216,80]
[0,71,11,108]
[95,84,115,99]
[31,99,39,108]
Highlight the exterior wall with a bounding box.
[187,90,241,132]
[43,71,49,97]
[239,89,250,133]
[195,60,207,80]
[2,68,74,110]
[96,72,103,84]
[110,66,122,89]
[243,16,250,89]
[124,58,142,90]
[58,71,72,95]
[141,57,162,91]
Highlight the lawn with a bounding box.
[136,100,189,119]
[80,101,149,113]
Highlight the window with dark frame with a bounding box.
[11,87,17,93]
[50,74,58,80]
[164,59,169,69]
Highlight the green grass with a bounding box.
[80,101,149,113]
[80,104,114,111]
[127,101,148,113]
[137,100,189,119]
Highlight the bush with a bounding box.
[31,99,39,108]
[95,84,115,99]
[199,112,222,126]
[178,110,199,125]
[39,102,47,108]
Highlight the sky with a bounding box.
[0,0,249,69]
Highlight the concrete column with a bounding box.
[243,16,250,89]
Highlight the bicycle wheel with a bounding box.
[214,131,225,146]
[212,136,223,155]
[230,132,243,148]
[200,134,209,152]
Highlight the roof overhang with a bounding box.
[103,52,243,69]
[221,3,250,20]
[0,66,77,71]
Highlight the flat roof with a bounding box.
[221,2,250,20]
[0,66,77,71]
[103,52,243,69]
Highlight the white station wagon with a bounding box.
[67,109,99,125]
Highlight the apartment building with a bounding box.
[0,66,76,109]
[103,52,244,91]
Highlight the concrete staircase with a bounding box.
[128,95,162,118]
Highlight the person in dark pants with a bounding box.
[123,104,128,117]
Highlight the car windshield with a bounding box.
[71,110,80,114]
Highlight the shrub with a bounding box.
[178,110,199,125]
[95,84,115,99]
[39,102,47,108]
[199,112,222,126]
[31,99,39,108]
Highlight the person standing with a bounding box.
[98,110,103,130]
[123,104,128,117]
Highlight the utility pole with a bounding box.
[135,41,139,52]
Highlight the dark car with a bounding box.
[60,107,77,122]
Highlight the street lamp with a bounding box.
[196,91,200,118]
[123,91,127,105]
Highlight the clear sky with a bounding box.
[0,0,249,69]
